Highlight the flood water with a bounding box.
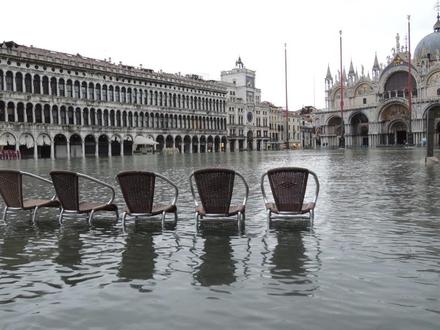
[0,149,439,329]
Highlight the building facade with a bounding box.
[221,58,271,151]
[318,13,440,148]
[0,41,228,159]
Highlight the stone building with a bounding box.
[318,12,440,148]
[0,41,228,159]
[221,58,270,151]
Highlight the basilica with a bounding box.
[319,13,440,148]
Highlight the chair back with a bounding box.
[117,171,155,213]
[50,171,79,211]
[0,170,23,207]
[267,167,309,212]
[194,168,235,214]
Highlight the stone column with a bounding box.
[12,71,16,92]
[34,142,38,159]
[81,138,85,158]
[121,138,124,156]
[14,106,18,123]
[66,141,71,160]
[50,142,55,160]
[108,141,112,157]
[95,138,99,157]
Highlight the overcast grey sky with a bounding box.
[2,0,435,109]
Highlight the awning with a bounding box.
[37,135,51,146]
[19,134,34,148]
[134,136,158,145]
[0,134,16,146]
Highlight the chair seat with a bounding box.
[77,202,118,213]
[126,203,177,216]
[265,202,315,214]
[196,204,245,217]
[22,199,60,210]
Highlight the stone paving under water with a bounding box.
[0,149,439,329]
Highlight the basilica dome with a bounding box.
[414,16,440,61]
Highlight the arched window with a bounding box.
[25,74,32,93]
[96,84,101,101]
[42,76,49,95]
[0,70,3,90]
[6,71,14,91]
[115,86,120,102]
[66,80,73,97]
[81,82,87,99]
[74,81,80,98]
[88,83,94,100]
[50,77,57,95]
[109,85,114,102]
[121,87,126,103]
[33,75,41,94]
[15,72,23,92]
[59,78,65,97]
[102,84,107,101]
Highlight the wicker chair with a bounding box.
[261,167,319,222]
[50,170,118,224]
[116,171,178,227]
[189,168,249,229]
[0,170,60,223]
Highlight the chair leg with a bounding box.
[58,209,64,225]
[121,212,127,226]
[195,212,199,230]
[88,210,95,225]
[32,206,39,224]
[2,207,8,222]
[161,211,166,229]
[237,212,242,233]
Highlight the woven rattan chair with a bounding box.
[189,168,249,229]
[116,171,178,227]
[0,170,60,223]
[50,170,118,224]
[261,167,319,222]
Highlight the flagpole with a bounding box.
[407,15,413,145]
[284,43,289,149]
[339,30,345,148]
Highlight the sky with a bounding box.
[1,0,436,110]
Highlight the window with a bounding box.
[59,79,65,96]
[363,97,367,104]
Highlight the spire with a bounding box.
[373,52,380,70]
[235,56,244,69]
[326,64,333,80]
[348,60,355,75]
[435,15,440,32]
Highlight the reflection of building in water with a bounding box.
[194,235,236,286]
[118,232,157,280]
[319,10,440,148]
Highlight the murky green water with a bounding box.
[0,149,439,329]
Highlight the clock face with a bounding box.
[247,111,253,123]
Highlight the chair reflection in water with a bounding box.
[0,170,59,223]
[261,167,319,223]
[50,170,118,225]
[116,171,178,228]
[189,168,249,231]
